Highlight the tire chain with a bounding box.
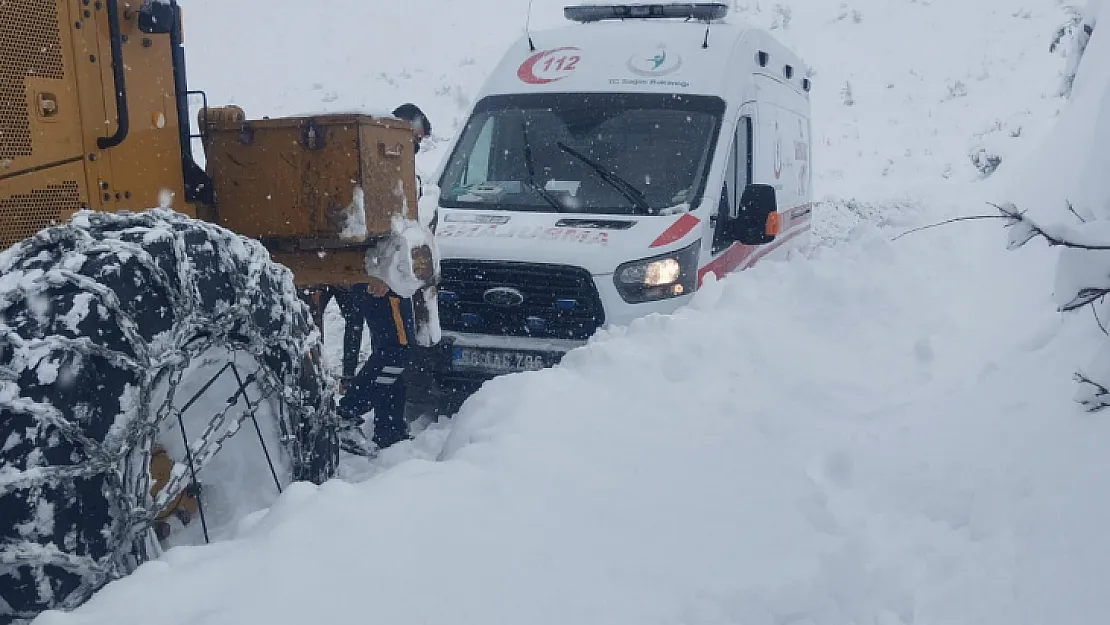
[0,208,337,616]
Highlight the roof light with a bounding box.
[564,3,729,23]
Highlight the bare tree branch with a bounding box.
[890,214,1011,241]
[1066,200,1087,223]
[894,199,1110,414]
[1075,372,1110,413]
[989,202,1110,251]
[1092,300,1108,336]
[1062,287,1110,313]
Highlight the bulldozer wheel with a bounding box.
[0,208,339,624]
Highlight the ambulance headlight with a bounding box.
[614,240,699,303]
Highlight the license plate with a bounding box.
[450,346,553,374]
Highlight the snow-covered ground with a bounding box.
[32,0,1110,623]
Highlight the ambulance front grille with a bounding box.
[437,260,605,341]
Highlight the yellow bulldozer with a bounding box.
[0,1,440,622]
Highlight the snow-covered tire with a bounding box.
[0,209,338,624]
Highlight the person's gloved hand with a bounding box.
[365,278,389,297]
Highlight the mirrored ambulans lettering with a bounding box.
[437,222,610,246]
[442,212,511,225]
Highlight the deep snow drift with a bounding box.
[1003,0,1110,413]
[1011,0,1108,219]
[41,199,1104,625]
[29,0,1110,623]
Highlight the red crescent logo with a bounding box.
[517,47,581,85]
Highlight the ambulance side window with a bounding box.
[734,116,752,200]
[723,130,737,220]
[724,116,754,221]
[462,118,495,187]
[714,116,754,252]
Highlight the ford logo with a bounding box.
[483,286,525,308]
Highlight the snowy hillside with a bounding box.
[32,0,1110,623]
[1003,1,1110,415]
[178,0,1066,200]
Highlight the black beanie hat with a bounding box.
[392,103,432,137]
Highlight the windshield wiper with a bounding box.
[555,141,653,215]
[521,122,564,212]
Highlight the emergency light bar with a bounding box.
[564,3,729,23]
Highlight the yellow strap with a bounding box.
[149,447,197,523]
[390,296,409,346]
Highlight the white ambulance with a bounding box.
[422,2,814,400]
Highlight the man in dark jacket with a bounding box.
[336,277,416,452]
[335,103,434,454]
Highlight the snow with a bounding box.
[998,0,1110,413]
[1062,1,1108,219]
[17,0,1110,623]
[1009,2,1110,221]
[363,214,440,299]
[415,283,442,346]
[38,200,1106,625]
[338,187,369,241]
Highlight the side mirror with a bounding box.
[733,183,780,245]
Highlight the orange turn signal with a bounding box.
[765,211,781,237]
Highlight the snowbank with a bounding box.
[1006,0,1109,220]
[999,3,1110,412]
[41,204,1105,625]
[1069,5,1109,219]
[28,1,1110,623]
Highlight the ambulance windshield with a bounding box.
[438,92,725,216]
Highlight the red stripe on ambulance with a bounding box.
[649,213,700,248]
[697,207,812,286]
